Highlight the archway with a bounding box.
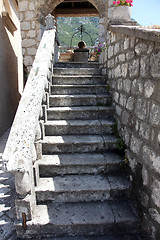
[19,0,107,70]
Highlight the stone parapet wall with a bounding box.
[100,25,160,240]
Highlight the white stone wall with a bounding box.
[100,25,160,240]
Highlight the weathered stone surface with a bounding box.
[19,1,28,11]
[151,179,160,207]
[24,56,33,65]
[150,103,160,125]
[144,80,154,98]
[140,55,149,77]
[119,53,125,62]
[108,45,114,59]
[126,51,135,60]
[142,166,149,186]
[150,51,160,78]
[100,26,160,240]
[129,59,139,78]
[126,97,134,111]
[27,30,36,38]
[149,208,160,224]
[121,111,129,125]
[20,22,30,30]
[29,2,35,11]
[22,39,36,48]
[114,65,121,78]
[124,37,129,50]
[139,122,150,140]
[25,11,34,21]
[121,63,128,77]
[135,99,147,120]
[131,79,143,95]
[119,93,127,107]
[114,42,120,55]
[142,145,160,174]
[27,47,37,56]
[130,135,142,155]
[135,42,148,55]
[115,105,122,116]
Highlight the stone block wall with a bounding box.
[100,25,160,239]
[19,0,42,71]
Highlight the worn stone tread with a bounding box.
[42,135,117,153]
[47,106,114,111]
[42,135,116,144]
[49,94,112,107]
[15,201,138,238]
[54,62,99,68]
[44,119,114,135]
[51,84,108,95]
[32,235,143,240]
[47,106,114,120]
[36,174,130,193]
[53,67,102,75]
[37,153,123,176]
[38,153,122,166]
[52,76,106,85]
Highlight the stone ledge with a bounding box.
[108,25,160,43]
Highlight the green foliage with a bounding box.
[111,121,119,138]
[116,137,125,151]
[106,84,110,92]
[112,121,125,152]
[57,17,99,46]
[120,155,129,168]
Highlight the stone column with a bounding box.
[99,17,106,43]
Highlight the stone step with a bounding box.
[36,174,131,203]
[52,76,106,85]
[47,106,114,120]
[16,201,138,238]
[51,84,108,95]
[54,62,99,68]
[16,234,143,240]
[44,120,114,135]
[37,153,122,177]
[49,95,112,107]
[53,68,102,75]
[42,135,117,154]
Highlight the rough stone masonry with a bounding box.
[99,25,160,240]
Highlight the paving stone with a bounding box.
[0,129,17,239]
[0,214,15,239]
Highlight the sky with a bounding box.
[131,0,160,26]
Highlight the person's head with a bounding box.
[78,41,86,49]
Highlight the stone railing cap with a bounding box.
[109,25,160,43]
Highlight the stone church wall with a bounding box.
[100,25,160,240]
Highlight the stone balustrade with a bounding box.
[99,25,160,240]
[2,26,56,222]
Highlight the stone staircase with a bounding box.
[16,62,143,239]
